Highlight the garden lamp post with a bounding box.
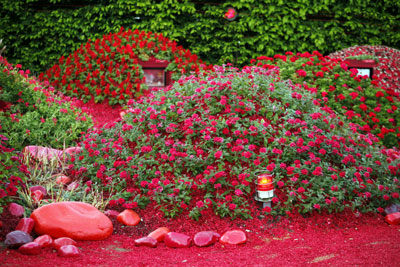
[255,174,274,208]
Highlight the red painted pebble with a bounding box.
[8,203,24,217]
[18,242,41,255]
[104,209,120,218]
[30,201,113,240]
[57,245,81,257]
[117,209,140,226]
[148,227,170,242]
[385,212,400,225]
[53,237,77,250]
[15,218,35,234]
[66,181,79,191]
[194,231,220,247]
[34,234,53,248]
[164,232,192,248]
[29,186,47,197]
[56,175,72,185]
[219,230,247,245]
[134,236,157,248]
[64,146,82,156]
[31,190,44,202]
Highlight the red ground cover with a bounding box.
[1,209,399,266]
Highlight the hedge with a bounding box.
[1,0,399,73]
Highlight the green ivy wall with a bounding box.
[1,0,399,73]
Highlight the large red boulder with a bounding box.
[219,230,247,245]
[30,201,113,240]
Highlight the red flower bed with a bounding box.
[39,28,213,105]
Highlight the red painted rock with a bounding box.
[57,245,81,257]
[29,185,47,197]
[16,218,35,234]
[56,175,72,185]
[385,212,400,225]
[34,234,53,248]
[31,190,44,203]
[24,146,63,161]
[30,201,113,240]
[194,231,220,247]
[53,237,77,250]
[117,209,140,226]
[104,209,120,218]
[8,203,24,217]
[134,236,157,248]
[18,241,41,255]
[164,232,192,248]
[67,181,79,191]
[219,230,247,245]
[148,227,170,242]
[64,147,82,156]
[4,230,33,249]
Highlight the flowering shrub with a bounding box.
[40,28,213,105]
[68,65,399,219]
[0,134,29,214]
[0,57,93,151]
[250,51,400,148]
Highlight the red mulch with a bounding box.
[0,209,399,266]
[1,100,399,266]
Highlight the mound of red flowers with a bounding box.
[40,28,213,105]
[67,64,399,221]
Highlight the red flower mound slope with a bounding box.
[40,28,212,105]
[69,65,399,220]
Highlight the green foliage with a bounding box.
[0,58,93,151]
[0,135,29,213]
[1,0,399,73]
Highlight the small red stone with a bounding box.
[57,245,81,257]
[8,203,24,217]
[134,236,157,248]
[117,209,140,226]
[194,231,220,247]
[104,209,120,218]
[18,242,41,255]
[64,146,82,156]
[66,181,79,191]
[164,232,192,248]
[29,186,47,197]
[31,190,44,203]
[15,218,35,234]
[148,227,170,242]
[385,212,400,225]
[53,237,77,250]
[219,230,247,245]
[56,175,72,185]
[34,234,53,248]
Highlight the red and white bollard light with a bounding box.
[255,174,274,208]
